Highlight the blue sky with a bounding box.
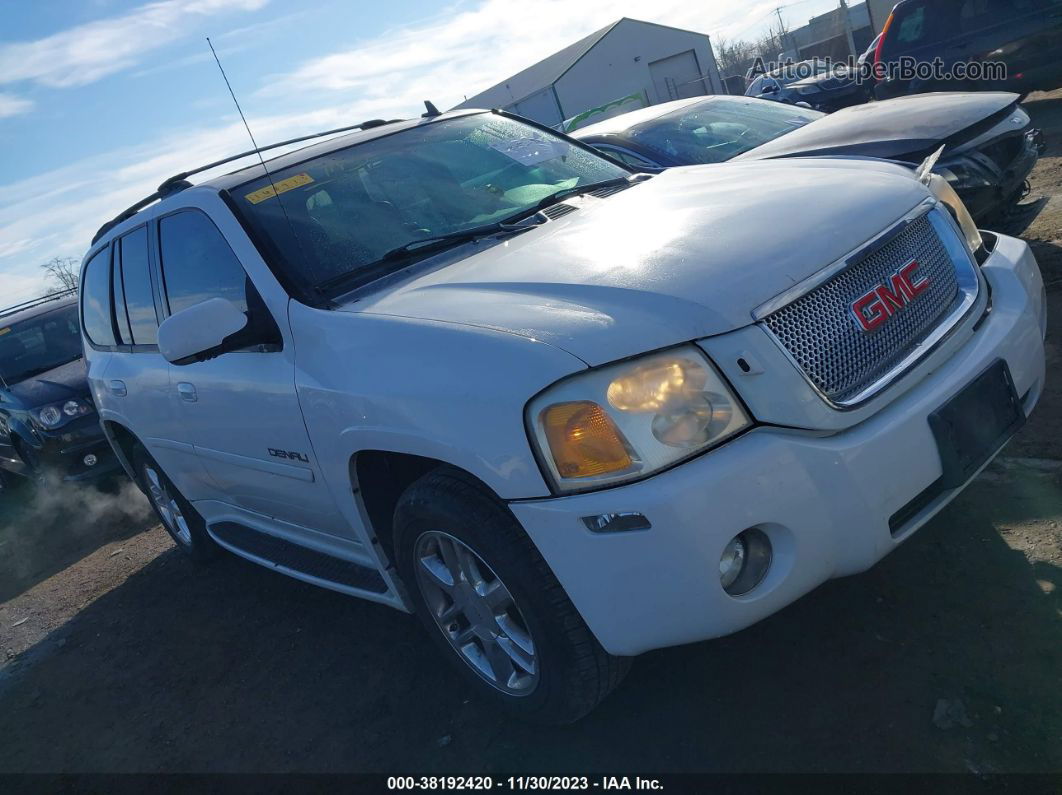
[0,0,840,303]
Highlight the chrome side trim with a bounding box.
[758,206,982,410]
[752,198,937,321]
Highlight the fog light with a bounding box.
[719,528,772,596]
[83,454,98,467]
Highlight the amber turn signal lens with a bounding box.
[540,401,633,479]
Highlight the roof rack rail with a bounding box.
[0,287,77,321]
[90,117,407,245]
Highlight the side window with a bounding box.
[81,246,116,347]
[118,227,159,345]
[158,209,249,316]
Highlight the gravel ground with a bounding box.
[1,91,1060,774]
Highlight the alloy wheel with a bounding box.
[414,530,538,695]
[143,464,192,545]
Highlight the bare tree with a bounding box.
[40,257,80,292]
[714,37,760,77]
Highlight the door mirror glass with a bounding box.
[157,298,247,365]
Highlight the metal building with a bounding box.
[452,18,723,130]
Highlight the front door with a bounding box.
[156,208,346,535]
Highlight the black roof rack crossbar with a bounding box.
[0,287,77,321]
[91,117,405,245]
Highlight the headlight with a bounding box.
[527,346,750,492]
[926,172,983,256]
[937,161,993,190]
[36,405,64,428]
[34,398,93,429]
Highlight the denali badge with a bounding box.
[268,448,310,463]
[850,260,930,332]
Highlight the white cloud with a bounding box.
[0,0,269,90]
[0,93,34,119]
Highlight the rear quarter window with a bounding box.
[81,246,116,347]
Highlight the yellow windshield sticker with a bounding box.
[244,173,314,204]
[0,327,10,336]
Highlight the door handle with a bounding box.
[176,382,198,403]
[108,380,127,397]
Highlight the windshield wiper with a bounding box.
[314,176,638,296]
[315,217,542,295]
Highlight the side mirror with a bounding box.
[761,84,779,95]
[157,298,248,365]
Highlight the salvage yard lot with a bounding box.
[2,91,1061,774]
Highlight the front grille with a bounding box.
[762,214,961,405]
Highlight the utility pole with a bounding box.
[838,0,858,60]
[774,7,791,58]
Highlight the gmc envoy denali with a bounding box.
[81,109,1046,723]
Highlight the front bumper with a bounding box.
[511,232,1046,656]
[33,415,121,482]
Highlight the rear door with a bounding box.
[156,208,346,535]
[104,224,201,491]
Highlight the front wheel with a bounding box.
[394,468,630,724]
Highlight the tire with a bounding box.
[132,445,217,562]
[394,467,630,724]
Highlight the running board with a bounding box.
[209,522,388,595]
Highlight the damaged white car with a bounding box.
[82,109,1046,723]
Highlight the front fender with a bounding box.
[290,302,586,504]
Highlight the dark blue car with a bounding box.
[0,292,119,490]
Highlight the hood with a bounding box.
[6,357,89,406]
[735,92,1020,162]
[339,160,928,366]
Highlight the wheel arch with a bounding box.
[350,450,502,567]
[101,419,142,483]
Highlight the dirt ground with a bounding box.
[1,91,1061,774]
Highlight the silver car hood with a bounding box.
[339,159,928,366]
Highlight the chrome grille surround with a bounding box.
[757,202,981,408]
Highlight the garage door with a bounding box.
[648,50,707,102]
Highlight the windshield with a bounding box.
[234,113,629,293]
[629,99,823,165]
[0,304,83,385]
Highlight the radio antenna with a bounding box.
[207,37,273,182]
[206,37,309,293]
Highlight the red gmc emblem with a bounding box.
[850,260,930,332]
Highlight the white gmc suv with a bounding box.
[81,109,1046,723]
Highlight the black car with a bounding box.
[572,93,1044,222]
[747,60,867,113]
[874,0,1062,100]
[0,292,119,490]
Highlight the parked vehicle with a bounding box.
[0,292,118,490]
[573,93,1044,222]
[874,0,1062,100]
[746,59,866,112]
[83,109,1046,723]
